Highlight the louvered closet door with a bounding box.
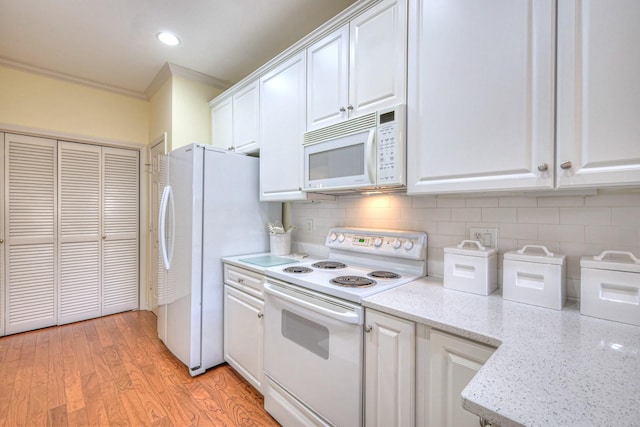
[102,147,139,315]
[57,142,101,324]
[0,133,5,336]
[5,134,57,335]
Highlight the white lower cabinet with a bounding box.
[364,309,415,427]
[424,329,496,427]
[223,264,265,393]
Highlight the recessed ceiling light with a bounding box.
[156,32,180,46]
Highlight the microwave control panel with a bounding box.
[376,105,405,186]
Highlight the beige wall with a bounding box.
[171,76,223,150]
[0,64,148,145]
[148,78,173,148]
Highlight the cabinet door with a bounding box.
[211,96,233,150]
[0,133,4,336]
[58,142,102,325]
[350,0,407,116]
[556,0,640,188]
[260,51,308,201]
[307,25,350,131]
[224,285,264,392]
[364,309,415,427]
[102,147,139,315]
[408,0,556,194]
[5,134,57,334]
[233,80,260,153]
[429,329,495,427]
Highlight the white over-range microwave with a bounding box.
[303,104,406,194]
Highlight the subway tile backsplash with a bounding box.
[289,190,640,299]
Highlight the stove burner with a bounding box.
[330,276,376,288]
[368,271,401,279]
[283,266,313,274]
[312,261,347,270]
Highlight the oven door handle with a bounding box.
[264,281,363,325]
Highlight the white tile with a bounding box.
[585,226,640,247]
[498,196,538,207]
[560,207,610,225]
[538,224,584,243]
[465,197,500,207]
[437,222,467,236]
[538,196,585,207]
[584,191,640,207]
[451,208,482,222]
[482,208,517,223]
[424,208,451,221]
[611,207,640,226]
[412,195,437,208]
[499,223,538,240]
[436,197,466,208]
[517,207,560,224]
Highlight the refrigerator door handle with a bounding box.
[159,185,174,270]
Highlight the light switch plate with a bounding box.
[469,227,498,249]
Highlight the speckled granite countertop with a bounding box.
[363,277,640,427]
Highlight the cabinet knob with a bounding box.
[339,106,346,112]
[0,239,3,244]
[364,324,373,333]
[537,163,549,172]
[102,235,107,240]
[227,146,235,151]
[479,417,493,427]
[237,278,244,284]
[257,313,264,319]
[560,161,573,170]
[347,104,354,111]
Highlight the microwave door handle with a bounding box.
[367,129,376,184]
[264,282,362,325]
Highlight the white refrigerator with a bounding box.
[157,143,280,376]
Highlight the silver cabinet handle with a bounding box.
[364,324,372,333]
[257,313,264,319]
[537,163,549,172]
[347,104,354,111]
[479,417,493,427]
[237,278,244,284]
[560,161,573,170]
[339,106,346,112]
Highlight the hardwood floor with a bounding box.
[0,311,280,426]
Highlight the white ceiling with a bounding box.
[0,0,357,97]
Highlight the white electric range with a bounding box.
[262,227,427,427]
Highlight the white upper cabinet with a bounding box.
[260,52,308,201]
[211,79,260,154]
[556,0,640,188]
[408,0,556,194]
[307,0,407,131]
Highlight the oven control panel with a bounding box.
[326,227,427,261]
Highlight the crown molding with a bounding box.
[0,57,148,100]
[144,62,232,99]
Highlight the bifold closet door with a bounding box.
[58,142,102,324]
[0,133,4,336]
[4,134,57,335]
[102,147,139,315]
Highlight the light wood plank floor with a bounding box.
[0,310,280,426]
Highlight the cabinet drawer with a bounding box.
[224,264,264,298]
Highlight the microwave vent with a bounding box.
[304,112,377,145]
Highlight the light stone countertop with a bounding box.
[363,277,640,427]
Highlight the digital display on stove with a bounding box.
[352,236,370,246]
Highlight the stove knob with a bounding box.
[338,233,345,242]
[404,240,414,250]
[329,232,338,242]
[374,237,383,247]
[392,239,401,249]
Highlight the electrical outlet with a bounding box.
[306,219,313,232]
[469,227,498,249]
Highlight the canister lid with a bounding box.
[503,245,565,265]
[444,240,497,258]
[580,250,640,273]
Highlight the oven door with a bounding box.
[263,278,364,427]
[304,129,376,192]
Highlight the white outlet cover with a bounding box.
[469,227,498,249]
